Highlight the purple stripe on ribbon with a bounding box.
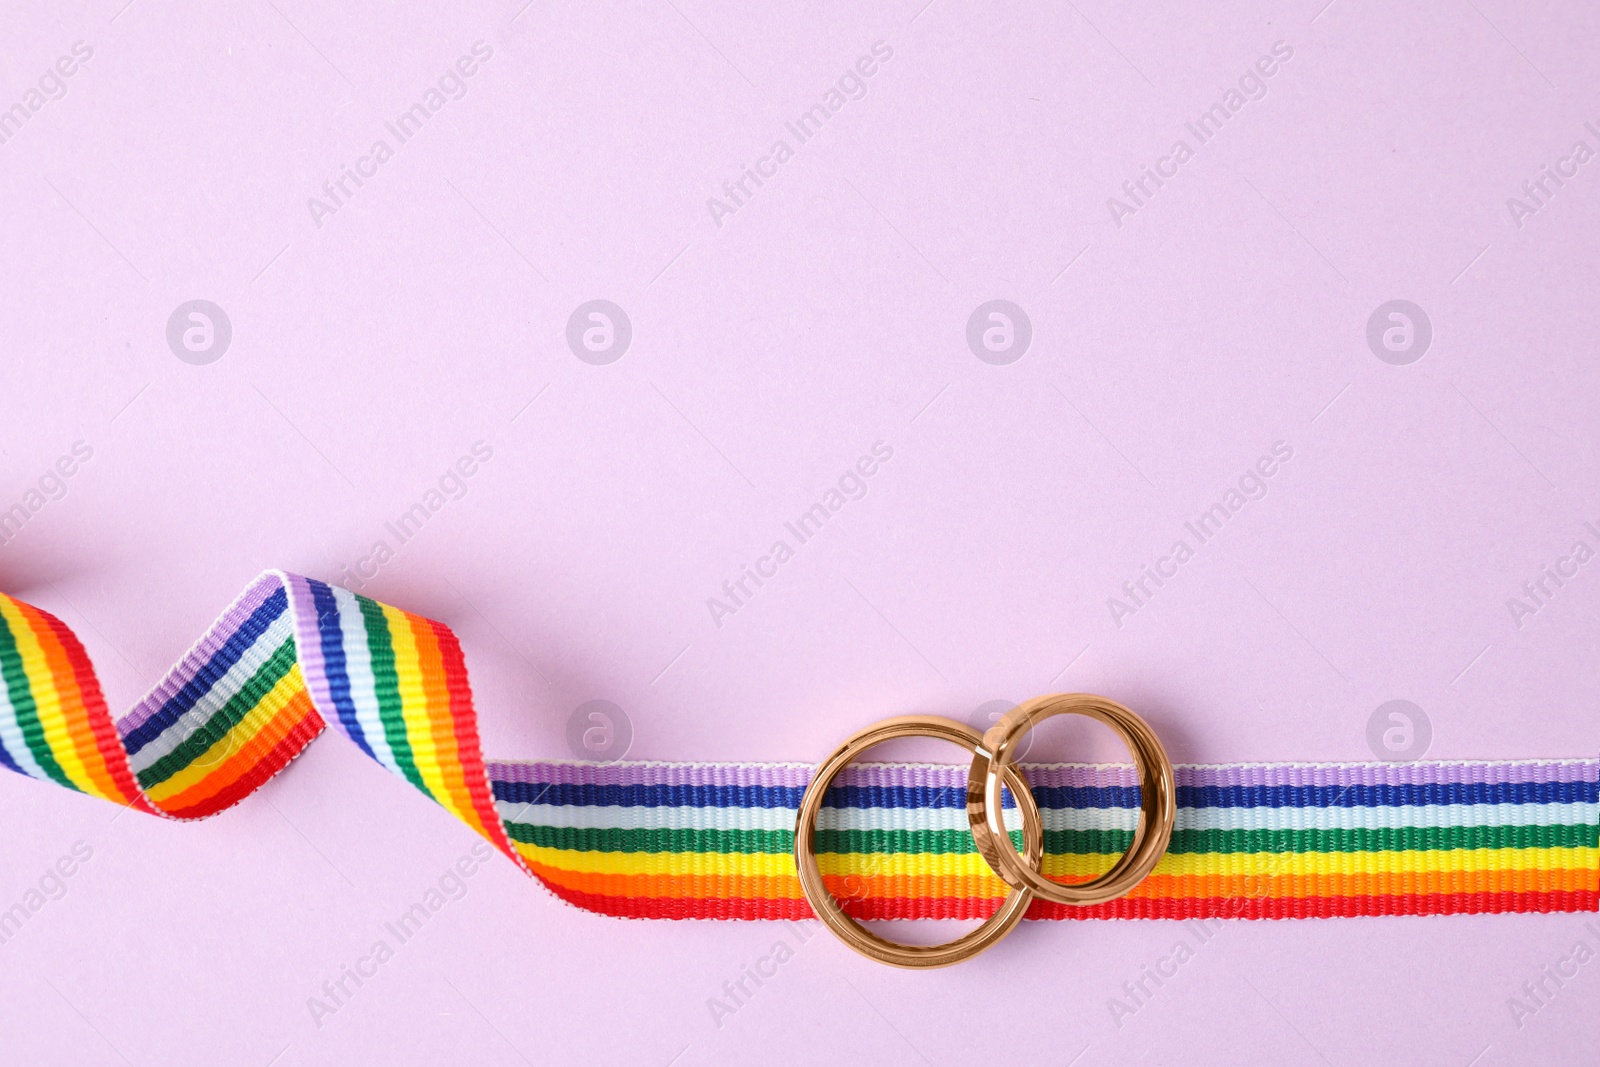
[1177,761,1598,788]
[488,758,1598,792]
[282,573,374,757]
[489,760,815,789]
[117,573,283,736]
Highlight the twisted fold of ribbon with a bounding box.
[0,572,1595,921]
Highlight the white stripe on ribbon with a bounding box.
[128,611,296,774]
[331,585,401,776]
[499,799,1596,837]
[0,690,54,784]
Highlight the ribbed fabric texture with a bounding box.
[493,759,1600,920]
[1,575,1594,921]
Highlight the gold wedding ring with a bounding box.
[793,715,1044,969]
[967,693,1175,906]
[795,696,1175,966]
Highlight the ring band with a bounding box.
[793,715,1044,968]
[966,693,1175,906]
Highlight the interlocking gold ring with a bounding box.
[793,715,1044,969]
[967,693,1175,906]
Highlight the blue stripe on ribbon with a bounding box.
[492,777,1598,811]
[1172,780,1599,809]
[0,729,24,776]
[121,587,289,756]
[308,578,375,761]
[493,781,1024,810]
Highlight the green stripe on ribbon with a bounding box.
[501,822,1598,857]
[137,638,299,789]
[356,595,428,795]
[505,824,1023,855]
[1170,824,1599,855]
[0,611,78,790]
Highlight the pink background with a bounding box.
[3,0,1599,1063]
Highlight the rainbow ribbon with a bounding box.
[1,573,1595,921]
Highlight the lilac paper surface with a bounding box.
[2,0,1598,1063]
